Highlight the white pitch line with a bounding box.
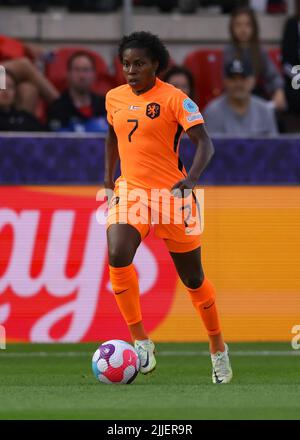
[162,350,300,357]
[0,350,300,358]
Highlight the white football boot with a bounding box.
[134,339,156,375]
[211,343,233,384]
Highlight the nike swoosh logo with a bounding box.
[213,369,223,383]
[204,301,215,310]
[114,289,128,295]
[141,352,149,368]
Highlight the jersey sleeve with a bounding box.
[105,91,114,126]
[170,89,204,132]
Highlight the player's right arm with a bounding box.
[104,123,119,193]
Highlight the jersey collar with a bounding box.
[129,77,162,98]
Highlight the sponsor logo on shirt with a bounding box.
[183,98,199,113]
[146,102,160,119]
[128,105,141,111]
[187,113,203,122]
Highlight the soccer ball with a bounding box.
[92,339,140,384]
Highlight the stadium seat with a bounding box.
[45,47,116,95]
[183,48,224,110]
[267,0,287,14]
[267,47,283,74]
[0,35,25,61]
[114,56,126,86]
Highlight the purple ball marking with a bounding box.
[99,343,115,361]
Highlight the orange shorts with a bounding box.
[106,183,202,253]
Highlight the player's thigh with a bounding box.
[107,223,141,267]
[169,246,204,289]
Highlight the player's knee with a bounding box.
[183,274,204,290]
[108,245,134,267]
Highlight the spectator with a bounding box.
[282,0,300,115]
[47,51,106,132]
[163,65,195,98]
[224,6,286,111]
[0,35,59,114]
[0,70,43,131]
[204,59,278,136]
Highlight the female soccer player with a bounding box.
[104,31,232,384]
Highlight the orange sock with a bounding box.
[187,278,221,336]
[109,264,142,326]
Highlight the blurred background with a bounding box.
[0,0,299,344]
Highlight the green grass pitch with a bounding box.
[0,342,299,420]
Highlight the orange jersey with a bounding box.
[105,78,204,190]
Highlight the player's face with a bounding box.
[225,75,255,101]
[122,48,158,93]
[167,73,191,96]
[68,56,96,94]
[232,13,254,44]
[0,75,17,109]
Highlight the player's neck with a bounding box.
[131,77,157,96]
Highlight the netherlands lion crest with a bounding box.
[146,102,160,119]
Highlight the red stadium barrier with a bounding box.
[0,187,177,343]
[1,185,299,343]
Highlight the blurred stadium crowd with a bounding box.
[0,1,291,14]
[0,0,299,134]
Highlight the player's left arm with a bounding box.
[171,124,214,196]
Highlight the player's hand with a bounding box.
[104,179,115,191]
[171,177,197,198]
[104,180,115,201]
[103,180,115,216]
